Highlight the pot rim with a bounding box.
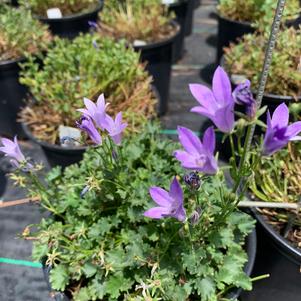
[0,56,26,68]
[250,206,301,263]
[167,0,189,9]
[217,13,253,27]
[21,122,88,152]
[133,20,181,50]
[35,0,103,22]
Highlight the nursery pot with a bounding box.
[239,207,301,301]
[134,22,180,115]
[22,123,87,168]
[36,0,104,39]
[168,0,189,62]
[194,0,201,9]
[0,57,27,138]
[42,228,257,301]
[216,15,255,64]
[0,158,7,198]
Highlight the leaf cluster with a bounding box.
[0,4,52,61]
[224,27,301,97]
[218,0,300,27]
[19,0,99,17]
[99,0,175,43]
[19,34,156,143]
[26,124,255,301]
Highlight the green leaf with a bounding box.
[193,277,217,301]
[106,273,133,299]
[49,264,69,291]
[82,262,97,278]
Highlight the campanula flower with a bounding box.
[174,126,218,174]
[77,94,108,129]
[0,136,29,168]
[144,177,186,222]
[263,103,301,155]
[233,79,256,119]
[190,66,235,133]
[76,116,102,145]
[103,112,128,145]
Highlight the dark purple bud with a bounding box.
[76,116,102,145]
[183,172,201,190]
[80,185,90,199]
[92,40,99,50]
[189,207,202,225]
[88,21,98,30]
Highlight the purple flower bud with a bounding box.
[80,185,90,198]
[76,116,102,145]
[183,172,201,190]
[88,21,98,30]
[233,80,256,119]
[92,40,99,50]
[189,207,202,225]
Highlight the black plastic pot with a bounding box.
[0,159,7,198]
[194,0,201,9]
[168,0,189,62]
[0,57,27,138]
[36,0,104,39]
[134,23,180,115]
[185,0,195,36]
[22,123,87,168]
[216,15,255,63]
[240,208,301,301]
[42,227,256,301]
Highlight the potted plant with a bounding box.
[247,139,301,297]
[223,27,301,114]
[19,34,157,167]
[19,0,104,39]
[0,4,51,137]
[1,68,263,299]
[216,0,301,62]
[97,0,180,115]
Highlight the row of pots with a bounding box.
[0,0,196,140]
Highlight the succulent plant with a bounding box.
[0,4,52,61]
[19,34,156,144]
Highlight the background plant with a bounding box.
[99,0,175,43]
[19,0,99,17]
[0,4,51,61]
[218,0,300,27]
[15,123,255,301]
[20,34,156,144]
[224,27,301,97]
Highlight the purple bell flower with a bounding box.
[174,126,218,175]
[76,116,102,145]
[190,66,235,133]
[77,94,108,129]
[103,112,128,145]
[144,177,186,222]
[0,136,29,168]
[263,103,301,155]
[233,79,256,119]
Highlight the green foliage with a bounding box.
[224,27,301,97]
[19,34,155,143]
[19,0,99,17]
[0,4,51,61]
[25,123,255,300]
[100,0,175,43]
[218,0,300,27]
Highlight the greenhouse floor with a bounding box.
[1,1,300,300]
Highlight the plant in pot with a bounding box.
[19,0,104,39]
[0,4,51,137]
[249,139,301,300]
[97,0,179,115]
[216,0,301,62]
[223,26,301,115]
[0,67,269,300]
[19,33,157,168]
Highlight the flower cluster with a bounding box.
[76,94,128,146]
[144,66,301,222]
